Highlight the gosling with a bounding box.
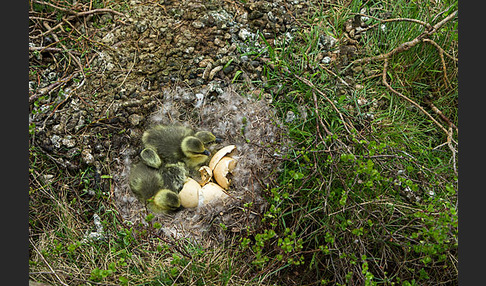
[141,125,220,169]
[128,162,187,212]
[148,189,181,213]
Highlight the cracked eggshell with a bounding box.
[199,182,228,206]
[198,165,212,186]
[179,178,201,208]
[209,145,237,170]
[213,157,237,189]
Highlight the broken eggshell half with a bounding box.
[213,157,237,189]
[208,145,237,170]
[198,165,213,186]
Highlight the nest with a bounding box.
[112,84,289,246]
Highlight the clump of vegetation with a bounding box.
[29,0,457,285]
[235,0,457,284]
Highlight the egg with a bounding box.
[199,182,229,206]
[180,145,237,208]
[179,178,201,208]
[213,157,237,189]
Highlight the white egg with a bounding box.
[199,182,229,206]
[179,178,201,208]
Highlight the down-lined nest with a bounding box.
[113,84,289,246]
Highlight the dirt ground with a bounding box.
[29,0,363,245]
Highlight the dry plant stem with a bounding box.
[29,46,81,55]
[33,0,126,17]
[352,10,457,65]
[353,14,430,35]
[312,91,332,139]
[295,74,354,135]
[382,58,449,136]
[422,38,452,88]
[170,260,193,286]
[319,64,350,88]
[423,96,457,132]
[30,238,69,286]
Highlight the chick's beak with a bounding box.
[203,149,211,156]
[215,137,223,143]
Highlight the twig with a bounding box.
[422,39,451,88]
[312,91,332,142]
[29,74,75,104]
[382,58,449,136]
[423,96,457,132]
[32,0,126,17]
[75,8,126,17]
[352,10,457,65]
[353,14,431,35]
[294,74,354,135]
[422,38,457,62]
[433,125,458,176]
[447,125,458,176]
[319,64,350,88]
[30,238,69,286]
[31,21,65,39]
[42,22,85,76]
[30,1,126,39]
[29,46,81,55]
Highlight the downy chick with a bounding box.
[128,162,188,212]
[148,189,181,213]
[194,130,222,146]
[141,125,220,169]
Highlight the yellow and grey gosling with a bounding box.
[128,162,165,202]
[141,125,220,169]
[128,162,188,213]
[148,189,181,213]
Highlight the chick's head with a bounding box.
[195,131,222,145]
[181,136,210,167]
[140,147,162,169]
[150,189,181,213]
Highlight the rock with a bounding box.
[185,46,195,54]
[322,56,331,64]
[285,110,296,123]
[134,20,148,33]
[214,37,223,47]
[128,114,143,126]
[50,135,62,148]
[238,28,253,41]
[62,136,76,148]
[81,148,95,165]
[319,35,337,51]
[192,21,204,29]
[208,65,223,80]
